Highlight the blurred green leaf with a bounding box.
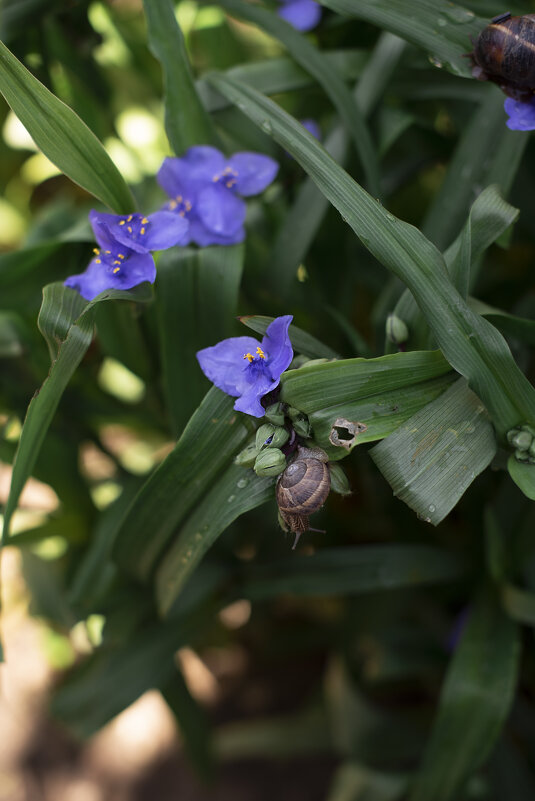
[207,74,535,442]
[0,41,134,213]
[502,583,535,626]
[370,379,496,525]
[143,0,217,153]
[2,282,152,541]
[316,0,486,78]
[410,589,520,801]
[156,463,274,615]
[156,245,244,437]
[0,312,25,357]
[113,388,251,581]
[327,762,408,801]
[240,545,464,600]
[216,0,380,197]
[507,456,535,501]
[239,313,339,359]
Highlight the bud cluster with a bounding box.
[507,424,535,464]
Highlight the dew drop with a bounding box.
[437,17,447,27]
[444,7,474,23]
[428,504,436,513]
[227,494,236,503]
[386,213,396,222]
[429,55,443,69]
[237,478,249,489]
[261,119,273,134]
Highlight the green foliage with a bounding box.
[1,0,535,795]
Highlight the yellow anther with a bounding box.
[118,253,125,259]
[93,247,100,255]
[127,215,133,222]
[113,266,120,274]
[141,217,148,224]
[105,250,111,254]
[169,200,177,210]
[185,201,192,211]
[256,346,266,359]
[176,195,182,202]
[119,220,125,226]
[140,227,145,235]
[113,260,121,265]
[243,353,254,362]
[128,226,133,233]
[95,259,101,264]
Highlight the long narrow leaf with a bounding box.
[0,41,133,213]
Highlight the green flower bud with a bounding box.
[269,427,290,448]
[264,402,286,426]
[386,314,409,345]
[256,423,275,450]
[291,355,310,369]
[329,462,351,496]
[512,430,532,451]
[234,442,259,468]
[507,428,520,446]
[254,448,287,477]
[521,424,535,438]
[530,439,535,458]
[515,448,531,463]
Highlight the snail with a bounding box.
[471,13,535,101]
[276,445,330,548]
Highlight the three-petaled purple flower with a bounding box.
[64,209,187,300]
[158,146,279,247]
[197,315,293,417]
[504,97,535,131]
[277,0,321,32]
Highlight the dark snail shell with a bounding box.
[472,13,535,100]
[276,446,330,536]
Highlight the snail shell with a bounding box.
[276,446,330,537]
[472,13,535,100]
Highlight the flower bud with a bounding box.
[269,427,290,448]
[254,448,287,477]
[235,442,259,468]
[515,448,531,463]
[264,402,286,426]
[256,423,276,450]
[386,314,409,345]
[290,414,311,438]
[329,462,351,495]
[512,430,532,451]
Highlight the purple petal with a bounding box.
[262,315,294,380]
[188,217,245,247]
[88,209,118,250]
[504,97,535,131]
[197,183,246,236]
[142,211,189,250]
[234,372,276,417]
[157,157,201,202]
[301,118,321,140]
[277,0,321,31]
[64,252,156,301]
[178,146,227,181]
[196,336,261,396]
[227,152,279,196]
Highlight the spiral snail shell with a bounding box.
[276,445,330,546]
[472,13,535,100]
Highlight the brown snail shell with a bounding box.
[276,446,330,545]
[472,13,535,100]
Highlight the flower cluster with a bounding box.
[197,316,293,417]
[277,0,321,32]
[65,146,279,299]
[504,97,535,131]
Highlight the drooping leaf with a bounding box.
[371,379,497,525]
[0,41,134,213]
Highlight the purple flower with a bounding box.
[157,146,279,247]
[301,119,321,140]
[277,0,321,32]
[64,208,188,300]
[197,315,294,417]
[504,97,535,130]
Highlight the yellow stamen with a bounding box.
[113,260,121,265]
[113,266,120,274]
[127,215,133,222]
[93,247,100,255]
[243,353,254,362]
[169,200,177,210]
[128,226,133,233]
[119,220,125,226]
[140,227,145,235]
[118,254,125,259]
[141,217,148,224]
[95,259,101,264]
[256,346,266,359]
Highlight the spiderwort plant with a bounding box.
[158,146,279,247]
[276,0,322,31]
[64,209,187,300]
[196,315,293,417]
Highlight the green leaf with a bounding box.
[502,583,535,626]
[238,314,339,360]
[143,0,217,153]
[240,545,464,600]
[156,464,274,615]
[112,388,251,581]
[0,41,134,213]
[206,73,535,438]
[370,379,497,525]
[0,312,25,357]
[507,456,535,501]
[156,245,244,437]
[327,763,408,801]
[216,0,380,197]
[409,589,520,801]
[315,0,487,78]
[1,282,152,542]
[470,299,535,347]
